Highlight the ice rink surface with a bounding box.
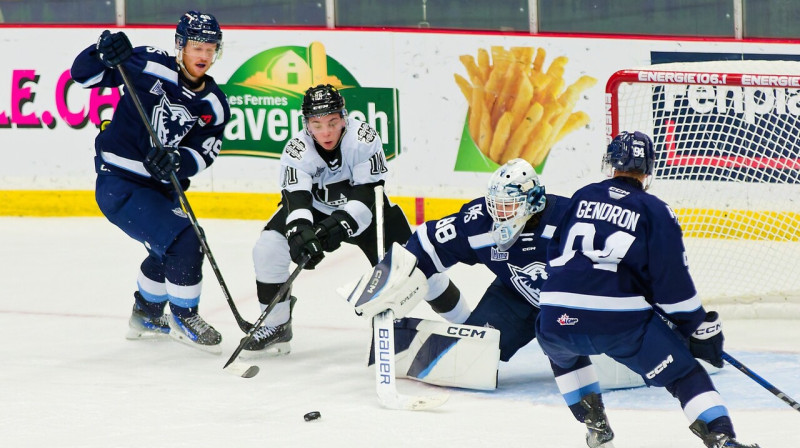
[1,217,798,448]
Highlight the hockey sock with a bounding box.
[425,277,472,324]
[134,291,166,318]
[666,363,731,433]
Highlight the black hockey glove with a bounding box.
[286,220,324,269]
[96,30,133,68]
[144,145,181,182]
[688,311,724,368]
[314,211,356,252]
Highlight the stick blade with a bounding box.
[224,361,260,378]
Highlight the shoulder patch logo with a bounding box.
[357,121,377,143]
[285,138,306,160]
[149,80,165,96]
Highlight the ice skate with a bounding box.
[581,392,615,448]
[126,304,171,340]
[690,420,760,448]
[242,296,296,357]
[168,313,222,354]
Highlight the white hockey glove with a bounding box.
[341,242,428,319]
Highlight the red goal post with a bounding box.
[605,61,800,318]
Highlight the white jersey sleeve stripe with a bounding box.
[287,209,313,225]
[75,70,105,88]
[539,291,652,311]
[143,61,179,85]
[416,222,448,273]
[542,224,556,239]
[100,150,149,177]
[202,92,226,126]
[182,146,208,173]
[467,233,495,249]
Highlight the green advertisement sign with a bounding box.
[220,42,400,160]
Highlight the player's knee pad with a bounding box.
[253,229,291,283]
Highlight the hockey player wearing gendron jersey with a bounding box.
[536,132,759,448]
[247,84,412,356]
[359,159,643,391]
[70,11,231,353]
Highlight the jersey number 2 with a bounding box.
[549,222,635,272]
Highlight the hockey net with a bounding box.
[606,61,800,318]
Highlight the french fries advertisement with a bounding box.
[453,46,596,172]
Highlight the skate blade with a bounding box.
[168,331,223,355]
[125,328,170,340]
[240,342,291,359]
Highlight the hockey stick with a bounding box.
[372,185,449,410]
[222,253,311,378]
[653,308,799,412]
[721,351,800,412]
[116,65,253,334]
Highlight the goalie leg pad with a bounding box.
[344,242,428,319]
[369,317,501,390]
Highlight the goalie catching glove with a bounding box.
[342,242,427,319]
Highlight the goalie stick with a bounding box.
[722,352,800,412]
[222,253,311,378]
[117,65,253,335]
[372,185,449,410]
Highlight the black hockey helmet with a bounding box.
[175,11,223,52]
[302,84,346,119]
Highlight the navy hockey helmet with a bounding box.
[175,11,223,53]
[302,84,347,119]
[602,131,655,176]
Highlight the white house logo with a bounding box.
[152,96,196,147]
[508,261,548,306]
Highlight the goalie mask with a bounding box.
[602,131,655,189]
[486,158,546,251]
[175,11,223,64]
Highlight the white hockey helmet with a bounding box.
[485,158,546,250]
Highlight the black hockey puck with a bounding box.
[303,411,321,422]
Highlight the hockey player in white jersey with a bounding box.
[248,84,411,356]
[535,131,759,448]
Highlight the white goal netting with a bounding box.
[606,61,800,317]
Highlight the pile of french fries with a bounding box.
[454,46,597,167]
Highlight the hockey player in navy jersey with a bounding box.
[247,84,412,356]
[352,158,644,391]
[401,158,566,362]
[535,131,759,448]
[70,11,231,353]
